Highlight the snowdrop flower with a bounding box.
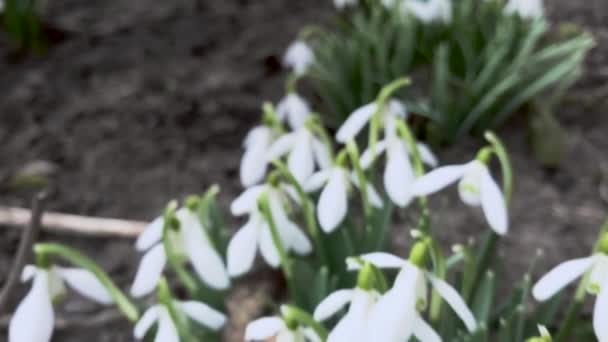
[336,99,406,144]
[348,252,477,341]
[245,307,321,342]
[284,41,315,76]
[411,160,508,235]
[227,184,312,276]
[334,0,357,10]
[504,0,544,19]
[304,166,383,233]
[382,0,452,23]
[241,125,277,187]
[277,93,311,130]
[134,300,226,342]
[131,208,230,297]
[267,124,332,185]
[9,265,113,342]
[314,287,380,342]
[532,253,608,341]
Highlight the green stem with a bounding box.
[346,140,373,236]
[158,278,193,341]
[258,194,297,302]
[34,243,139,322]
[272,160,329,268]
[282,305,329,341]
[429,240,447,324]
[555,218,608,341]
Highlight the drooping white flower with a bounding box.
[131,208,230,297]
[227,184,312,276]
[348,253,477,341]
[411,160,508,235]
[314,288,380,342]
[277,93,311,130]
[241,125,277,187]
[134,300,226,342]
[304,166,383,233]
[504,0,544,19]
[382,0,452,23]
[334,0,357,10]
[245,311,321,342]
[267,125,332,185]
[532,254,608,342]
[9,265,113,342]
[335,99,406,144]
[284,41,315,76]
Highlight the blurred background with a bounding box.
[0,1,607,340]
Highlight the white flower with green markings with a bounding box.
[335,99,406,144]
[227,184,312,276]
[245,306,321,342]
[348,252,477,341]
[533,253,608,342]
[277,93,311,130]
[134,300,226,342]
[504,0,544,19]
[131,208,230,297]
[284,41,315,76]
[241,125,277,187]
[382,0,452,23]
[9,265,113,342]
[412,160,508,235]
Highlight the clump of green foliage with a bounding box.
[305,0,593,144]
[3,0,46,53]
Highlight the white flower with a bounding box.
[532,254,608,342]
[314,288,379,342]
[335,99,406,144]
[227,185,312,276]
[267,126,332,185]
[334,0,357,10]
[284,41,315,76]
[131,208,230,297]
[348,253,477,341]
[504,0,544,19]
[245,313,321,342]
[277,93,311,130]
[9,265,113,342]
[382,0,452,23]
[360,137,437,208]
[134,301,226,342]
[304,167,383,233]
[411,160,508,235]
[241,125,276,187]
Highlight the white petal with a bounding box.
[136,216,164,251]
[285,221,312,255]
[348,252,408,271]
[384,140,414,207]
[48,269,66,300]
[276,330,298,342]
[428,274,477,332]
[284,41,314,76]
[241,145,270,187]
[318,168,348,233]
[314,289,354,321]
[227,219,259,277]
[304,169,331,193]
[245,317,285,341]
[154,308,180,342]
[412,315,441,342]
[336,103,377,143]
[480,167,508,235]
[179,300,226,331]
[594,283,608,342]
[131,244,167,297]
[21,264,37,282]
[532,256,595,301]
[244,126,271,149]
[231,185,267,216]
[134,306,160,339]
[182,221,230,290]
[411,164,469,196]
[55,267,113,305]
[366,183,384,208]
[360,140,388,170]
[302,328,322,342]
[312,138,333,170]
[416,143,438,168]
[387,99,407,118]
[9,271,54,342]
[589,255,608,293]
[278,94,311,130]
[259,224,281,268]
[288,132,315,185]
[267,133,297,161]
[328,289,376,342]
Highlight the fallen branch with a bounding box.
[0,205,146,238]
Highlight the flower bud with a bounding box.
[409,241,428,267]
[356,263,375,291]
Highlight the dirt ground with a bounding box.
[0,0,607,341]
